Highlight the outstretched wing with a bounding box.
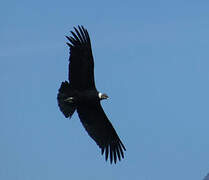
[77,103,126,164]
[66,26,96,91]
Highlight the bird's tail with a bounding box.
[57,81,76,118]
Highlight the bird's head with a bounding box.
[98,92,109,100]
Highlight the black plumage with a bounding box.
[57,25,126,164]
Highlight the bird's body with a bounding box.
[57,26,126,164]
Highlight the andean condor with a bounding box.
[57,25,126,164]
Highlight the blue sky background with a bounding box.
[1,1,209,179]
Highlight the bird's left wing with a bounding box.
[77,103,126,164]
[66,26,96,91]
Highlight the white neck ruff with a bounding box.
[98,92,102,99]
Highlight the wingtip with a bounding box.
[73,25,83,33]
[101,147,105,155]
[81,25,85,31]
[66,42,71,47]
[65,35,71,42]
[101,142,125,164]
[105,145,109,161]
[73,26,77,31]
[78,25,84,29]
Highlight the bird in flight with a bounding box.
[57,25,126,164]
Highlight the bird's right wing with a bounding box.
[77,103,126,164]
[66,26,96,91]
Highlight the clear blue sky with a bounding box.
[1,1,209,179]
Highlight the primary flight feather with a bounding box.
[57,25,126,164]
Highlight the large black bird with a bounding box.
[57,25,126,164]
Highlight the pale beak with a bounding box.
[64,97,74,103]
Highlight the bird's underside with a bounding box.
[57,25,126,164]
